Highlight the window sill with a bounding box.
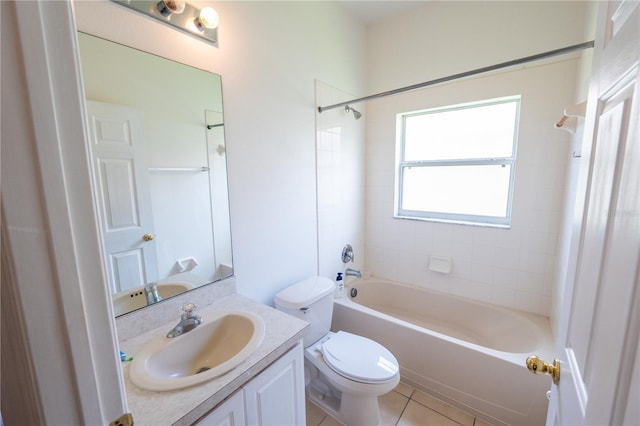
[393,214,511,229]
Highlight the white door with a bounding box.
[544,1,640,425]
[86,101,158,293]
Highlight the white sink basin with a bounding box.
[129,310,265,391]
[112,282,193,316]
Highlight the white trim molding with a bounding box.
[1,0,127,423]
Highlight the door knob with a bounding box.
[142,233,154,242]
[526,355,560,385]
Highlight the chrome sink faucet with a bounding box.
[144,283,163,305]
[345,268,361,278]
[167,303,203,338]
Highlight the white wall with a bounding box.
[215,2,367,303]
[364,1,593,316]
[2,2,128,422]
[74,1,367,305]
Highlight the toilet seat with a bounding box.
[321,331,399,383]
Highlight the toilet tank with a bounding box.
[274,276,335,347]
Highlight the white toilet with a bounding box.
[274,276,400,425]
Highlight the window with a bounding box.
[396,96,520,226]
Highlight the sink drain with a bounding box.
[196,367,210,374]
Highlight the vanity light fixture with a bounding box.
[112,0,219,46]
[195,7,219,31]
[156,0,186,17]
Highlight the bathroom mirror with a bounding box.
[77,32,233,316]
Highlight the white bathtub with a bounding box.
[332,278,554,426]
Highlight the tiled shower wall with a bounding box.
[361,2,593,318]
[315,81,366,280]
[364,60,580,317]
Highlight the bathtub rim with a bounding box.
[336,276,555,364]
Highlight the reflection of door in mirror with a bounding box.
[77,31,234,316]
[86,101,159,293]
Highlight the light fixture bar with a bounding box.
[112,0,218,46]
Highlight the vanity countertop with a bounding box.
[118,294,309,426]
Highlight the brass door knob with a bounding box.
[526,355,560,385]
[142,233,154,242]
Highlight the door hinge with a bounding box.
[110,413,134,426]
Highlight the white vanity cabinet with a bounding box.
[196,390,246,426]
[196,342,305,426]
[243,342,305,425]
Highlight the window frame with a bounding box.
[395,96,521,227]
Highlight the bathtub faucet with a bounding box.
[345,268,361,278]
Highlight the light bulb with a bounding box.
[196,7,219,30]
[156,0,186,16]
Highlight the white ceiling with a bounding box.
[339,1,426,24]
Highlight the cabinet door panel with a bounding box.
[196,390,245,426]
[244,343,305,426]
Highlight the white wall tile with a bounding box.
[494,228,523,249]
[396,251,416,284]
[522,231,550,253]
[316,81,366,282]
[463,280,493,303]
[492,286,517,307]
[517,271,546,294]
[515,291,551,316]
[472,245,496,266]
[451,242,473,263]
[381,247,399,279]
[493,267,519,289]
[493,247,521,268]
[519,250,548,273]
[451,258,471,280]
[471,263,494,284]
[360,1,590,317]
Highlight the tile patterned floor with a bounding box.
[306,382,495,426]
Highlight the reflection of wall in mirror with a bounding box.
[206,110,233,277]
[78,32,223,290]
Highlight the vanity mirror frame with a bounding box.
[73,1,233,318]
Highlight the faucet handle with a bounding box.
[342,244,354,263]
[182,302,197,316]
[181,302,203,326]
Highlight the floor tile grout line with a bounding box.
[407,391,469,426]
[391,388,414,426]
[414,401,466,426]
[308,385,483,426]
[394,396,411,426]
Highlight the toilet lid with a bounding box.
[321,331,399,383]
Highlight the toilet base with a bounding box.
[307,381,341,420]
[305,355,395,426]
[303,332,399,425]
[307,380,382,426]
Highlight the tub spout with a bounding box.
[345,268,361,278]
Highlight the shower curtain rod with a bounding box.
[317,40,595,113]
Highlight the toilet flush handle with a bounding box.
[300,307,311,314]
